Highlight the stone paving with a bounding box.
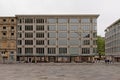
[0,63,120,80]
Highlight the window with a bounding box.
[58,25,67,31]
[93,48,97,53]
[18,33,22,38]
[92,19,97,23]
[10,51,14,54]
[17,48,22,54]
[25,33,33,38]
[11,19,14,22]
[82,32,90,38]
[3,26,6,29]
[11,26,14,29]
[58,39,67,45]
[17,25,22,31]
[69,47,79,54]
[58,18,68,23]
[93,40,97,45]
[48,32,56,38]
[36,33,44,38]
[69,39,79,45]
[11,33,14,36]
[82,48,90,54]
[17,40,22,45]
[70,33,79,38]
[48,48,56,54]
[83,40,90,45]
[93,26,97,31]
[25,40,33,45]
[70,18,79,23]
[47,25,56,31]
[36,48,44,54]
[25,25,33,31]
[81,18,90,23]
[25,48,33,54]
[18,18,22,23]
[59,48,67,54]
[93,32,97,38]
[3,19,6,22]
[36,25,44,31]
[25,18,33,23]
[3,33,6,35]
[70,25,78,31]
[48,39,56,45]
[58,32,67,38]
[47,18,56,23]
[36,40,44,45]
[36,19,44,23]
[82,26,90,31]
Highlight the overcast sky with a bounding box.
[0,0,120,36]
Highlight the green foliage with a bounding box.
[97,36,105,56]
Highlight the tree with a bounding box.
[97,36,105,58]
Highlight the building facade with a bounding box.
[105,19,120,62]
[0,17,16,63]
[16,15,99,63]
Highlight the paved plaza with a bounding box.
[0,63,120,80]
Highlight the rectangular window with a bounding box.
[18,33,22,38]
[11,33,14,36]
[48,32,56,38]
[93,48,97,53]
[48,39,56,45]
[36,48,44,54]
[82,32,90,38]
[93,40,97,45]
[25,25,33,31]
[93,26,97,31]
[25,33,33,38]
[69,39,79,45]
[70,32,79,38]
[82,26,90,31]
[36,25,44,31]
[70,18,79,23]
[81,18,90,23]
[93,32,97,38]
[25,40,33,45]
[47,25,56,31]
[36,40,44,45]
[11,26,14,29]
[48,48,56,54]
[36,19,44,23]
[17,25,22,31]
[3,26,6,29]
[36,33,44,38]
[58,18,68,23]
[17,40,22,45]
[25,18,33,23]
[82,48,90,54]
[58,32,67,38]
[70,25,78,31]
[83,40,90,45]
[47,18,56,23]
[58,39,67,45]
[59,48,67,54]
[3,32,6,35]
[17,48,22,54]
[25,48,33,54]
[69,47,79,54]
[18,18,22,23]
[58,25,67,31]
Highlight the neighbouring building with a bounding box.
[105,19,120,62]
[0,17,16,63]
[16,14,99,63]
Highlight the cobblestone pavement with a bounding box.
[0,63,120,80]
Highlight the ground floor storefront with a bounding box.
[17,56,95,63]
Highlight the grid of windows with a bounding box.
[25,48,33,54]
[36,33,44,38]
[25,40,33,45]
[47,18,56,23]
[82,48,90,54]
[18,33,22,38]
[48,39,56,45]
[83,40,90,45]
[48,32,56,38]
[81,18,90,23]
[17,25,22,31]
[82,26,90,31]
[36,48,44,54]
[25,25,33,31]
[70,25,78,31]
[36,40,44,45]
[17,40,22,45]
[82,32,90,38]
[70,18,79,23]
[58,25,67,31]
[48,48,56,54]
[36,19,44,23]
[17,48,22,54]
[48,25,56,31]
[25,18,33,23]
[58,19,68,23]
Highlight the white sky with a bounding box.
[0,0,120,37]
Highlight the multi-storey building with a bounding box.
[16,14,99,63]
[0,17,16,63]
[105,19,120,62]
